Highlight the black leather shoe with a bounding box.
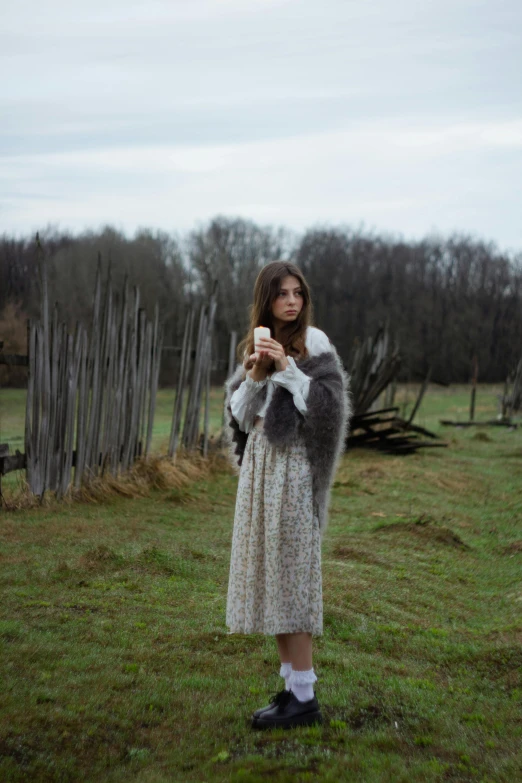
[252,688,291,720]
[252,690,322,730]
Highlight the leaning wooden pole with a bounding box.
[168,308,194,458]
[122,288,140,471]
[188,282,218,453]
[407,365,432,426]
[74,328,88,488]
[92,260,113,474]
[227,331,238,379]
[45,303,59,490]
[84,256,103,477]
[25,321,36,492]
[146,305,162,457]
[182,305,207,449]
[203,334,212,458]
[113,276,129,476]
[38,238,51,499]
[469,355,478,422]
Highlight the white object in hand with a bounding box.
[254,326,271,351]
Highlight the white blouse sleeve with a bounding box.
[270,356,312,416]
[269,328,333,417]
[306,327,333,356]
[230,374,268,433]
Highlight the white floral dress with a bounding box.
[225,326,332,636]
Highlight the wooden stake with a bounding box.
[169,308,194,458]
[469,355,478,422]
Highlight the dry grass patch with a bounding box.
[372,514,470,549]
[413,466,482,495]
[78,544,125,571]
[501,540,522,555]
[1,450,231,512]
[358,467,386,480]
[471,431,493,442]
[331,544,386,567]
[336,453,483,500]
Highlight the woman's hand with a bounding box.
[243,353,256,371]
[255,337,289,373]
[245,348,273,382]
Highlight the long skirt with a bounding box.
[226,417,323,636]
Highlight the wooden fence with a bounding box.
[0,239,221,504]
[168,282,219,458]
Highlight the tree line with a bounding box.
[1,218,521,386]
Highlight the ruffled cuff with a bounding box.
[244,374,268,390]
[288,668,318,686]
[230,373,268,433]
[270,356,311,415]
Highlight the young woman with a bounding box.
[224,261,352,730]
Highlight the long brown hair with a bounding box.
[237,261,314,366]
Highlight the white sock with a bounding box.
[289,667,317,702]
[279,662,292,691]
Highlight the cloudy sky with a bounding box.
[2,0,521,250]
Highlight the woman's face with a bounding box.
[271,275,304,326]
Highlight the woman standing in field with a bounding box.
[224,261,352,730]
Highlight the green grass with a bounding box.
[0,381,510,448]
[0,386,227,491]
[0,385,228,455]
[0,386,521,781]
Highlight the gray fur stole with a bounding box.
[223,349,353,537]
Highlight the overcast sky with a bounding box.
[2,0,521,250]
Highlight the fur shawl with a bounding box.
[223,349,353,538]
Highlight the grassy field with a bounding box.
[0,385,521,782]
[0,380,511,456]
